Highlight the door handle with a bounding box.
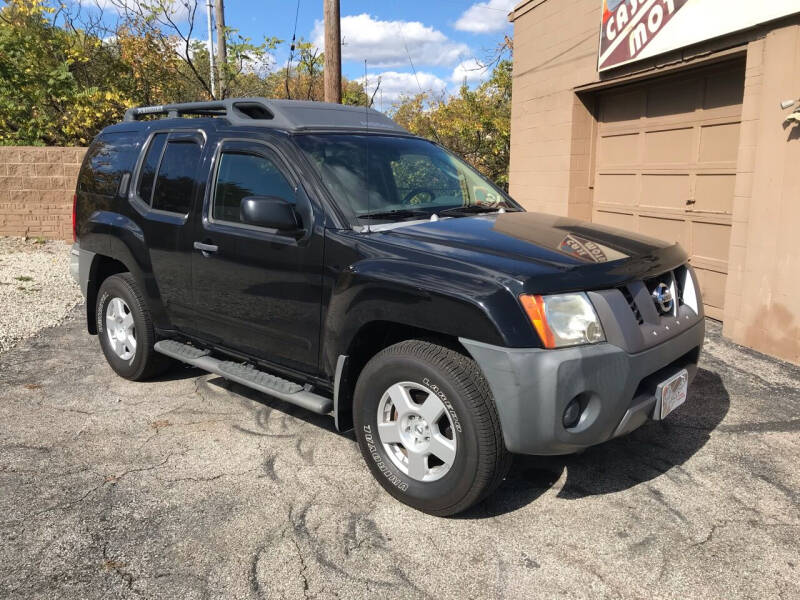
[193,241,218,255]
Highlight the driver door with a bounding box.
[190,139,324,373]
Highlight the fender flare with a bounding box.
[81,211,168,333]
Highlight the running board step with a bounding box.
[154,340,332,415]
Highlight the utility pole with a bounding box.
[215,0,228,97]
[205,0,216,98]
[323,0,341,104]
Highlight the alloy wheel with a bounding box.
[376,381,457,482]
[105,297,136,360]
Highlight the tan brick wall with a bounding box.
[0,146,86,242]
[508,0,600,216]
[722,23,800,365]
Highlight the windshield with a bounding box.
[294,134,517,222]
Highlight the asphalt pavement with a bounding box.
[1,308,798,599]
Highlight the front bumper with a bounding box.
[460,319,705,455]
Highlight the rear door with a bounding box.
[190,138,324,373]
[131,130,205,331]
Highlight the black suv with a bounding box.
[71,98,704,515]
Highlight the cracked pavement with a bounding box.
[1,308,798,599]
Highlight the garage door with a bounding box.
[592,59,745,320]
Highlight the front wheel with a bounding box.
[353,340,511,516]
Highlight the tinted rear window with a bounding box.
[151,141,202,214]
[78,131,140,196]
[137,133,168,205]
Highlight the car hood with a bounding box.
[375,212,687,293]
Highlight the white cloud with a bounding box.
[240,53,278,77]
[450,58,490,84]
[454,0,516,34]
[78,0,192,23]
[358,71,448,107]
[312,13,469,68]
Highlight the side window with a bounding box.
[136,133,168,205]
[78,131,140,196]
[151,140,202,214]
[213,151,296,224]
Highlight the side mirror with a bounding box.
[240,196,300,232]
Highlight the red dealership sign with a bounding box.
[599,0,800,72]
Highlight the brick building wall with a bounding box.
[0,146,86,242]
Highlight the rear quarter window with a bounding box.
[136,133,168,205]
[151,140,202,214]
[78,131,141,196]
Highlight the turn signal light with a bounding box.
[519,294,557,348]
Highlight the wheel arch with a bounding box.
[85,254,131,334]
[333,319,469,432]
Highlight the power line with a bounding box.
[396,23,444,145]
[292,0,301,37]
[285,0,301,98]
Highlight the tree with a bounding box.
[0,0,377,146]
[108,0,279,100]
[391,59,512,189]
[0,0,130,145]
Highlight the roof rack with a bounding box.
[123,98,408,134]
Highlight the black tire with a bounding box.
[353,340,512,516]
[96,273,171,381]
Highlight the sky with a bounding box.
[79,0,517,111]
[229,0,516,108]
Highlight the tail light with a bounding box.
[72,193,77,242]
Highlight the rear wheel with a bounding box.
[353,340,511,516]
[96,273,170,381]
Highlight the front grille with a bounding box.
[644,270,680,315]
[620,265,686,322]
[620,286,644,324]
[672,265,688,307]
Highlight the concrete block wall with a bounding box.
[722,22,800,365]
[0,147,86,241]
[508,0,602,217]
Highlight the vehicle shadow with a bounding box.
[203,376,353,439]
[459,367,730,519]
[145,363,207,383]
[151,362,729,518]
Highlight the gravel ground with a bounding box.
[0,237,83,353]
[0,313,798,599]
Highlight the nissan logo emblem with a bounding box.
[652,282,674,314]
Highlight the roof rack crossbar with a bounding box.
[123,100,238,122]
[121,97,409,134]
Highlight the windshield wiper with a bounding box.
[438,205,519,215]
[359,209,430,220]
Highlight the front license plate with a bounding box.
[658,369,688,419]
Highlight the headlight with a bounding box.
[520,293,606,348]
